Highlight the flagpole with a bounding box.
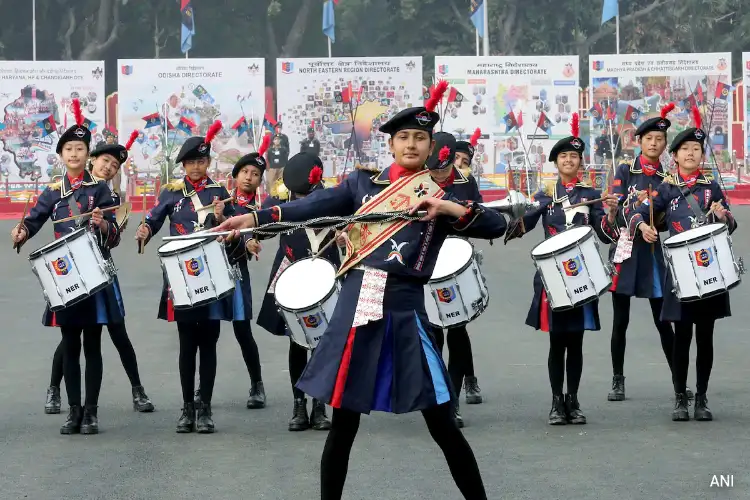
[615,10,620,55]
[186,50,189,59]
[328,38,332,58]
[475,30,480,57]
[32,0,37,60]
[482,0,490,56]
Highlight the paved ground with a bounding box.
[1,212,750,500]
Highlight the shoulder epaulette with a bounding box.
[540,180,555,197]
[48,181,61,191]
[356,164,380,173]
[164,180,185,192]
[664,174,679,186]
[576,180,592,188]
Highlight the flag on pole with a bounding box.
[180,0,195,54]
[601,0,618,24]
[715,81,734,101]
[470,0,484,38]
[232,117,249,137]
[323,0,336,43]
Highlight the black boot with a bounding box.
[176,402,196,433]
[464,376,483,405]
[548,395,566,425]
[132,386,155,413]
[196,403,215,433]
[247,381,266,409]
[310,399,331,430]
[81,405,99,435]
[694,393,713,421]
[193,389,202,406]
[686,387,694,400]
[672,393,690,421]
[453,402,464,428]
[565,394,587,424]
[607,375,625,401]
[288,397,310,431]
[60,405,83,435]
[45,386,61,414]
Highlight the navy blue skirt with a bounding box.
[157,274,234,323]
[660,273,731,323]
[43,275,125,327]
[296,270,453,415]
[609,238,666,298]
[231,261,253,321]
[525,271,601,334]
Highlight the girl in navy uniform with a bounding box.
[224,142,271,410]
[135,121,234,434]
[627,109,737,421]
[608,103,680,402]
[11,99,122,435]
[216,83,506,499]
[426,131,484,428]
[504,114,620,425]
[45,133,155,416]
[256,152,338,432]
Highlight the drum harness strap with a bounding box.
[678,186,708,229]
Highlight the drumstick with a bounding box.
[648,183,654,254]
[563,196,607,210]
[311,230,340,260]
[13,181,37,253]
[196,196,234,211]
[139,181,147,255]
[53,204,119,224]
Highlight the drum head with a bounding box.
[531,226,591,257]
[158,237,205,255]
[275,258,336,310]
[432,238,474,279]
[29,227,86,257]
[664,223,725,246]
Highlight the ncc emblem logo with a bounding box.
[438,64,448,75]
[121,65,133,76]
[592,60,604,71]
[281,62,294,74]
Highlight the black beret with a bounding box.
[669,127,706,154]
[90,142,128,164]
[635,116,671,138]
[175,136,211,164]
[232,152,267,178]
[455,141,475,161]
[427,132,456,170]
[549,136,586,163]
[56,125,92,154]
[283,153,325,195]
[378,107,439,136]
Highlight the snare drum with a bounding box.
[425,237,489,328]
[29,228,115,311]
[530,226,612,311]
[663,223,742,302]
[274,257,339,350]
[157,237,237,309]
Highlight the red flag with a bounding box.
[693,84,704,104]
[447,87,464,103]
[516,111,523,127]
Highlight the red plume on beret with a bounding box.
[72,98,84,127]
[438,145,451,162]
[470,128,481,147]
[425,80,449,113]
[660,102,675,119]
[204,120,222,144]
[125,130,139,151]
[691,105,702,129]
[311,120,315,129]
[257,133,271,157]
[308,165,323,185]
[571,112,580,138]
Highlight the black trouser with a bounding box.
[321,403,487,500]
[611,293,674,375]
[672,320,715,394]
[232,320,263,382]
[432,326,475,397]
[548,330,584,396]
[289,339,308,399]
[177,321,220,404]
[60,325,103,407]
[51,322,142,388]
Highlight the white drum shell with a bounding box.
[29,228,113,311]
[530,227,611,311]
[274,258,340,350]
[425,238,489,328]
[157,238,236,309]
[663,224,741,302]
